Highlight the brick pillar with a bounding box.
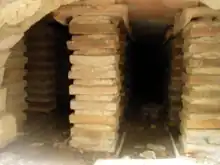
[177,7,220,154]
[67,3,126,152]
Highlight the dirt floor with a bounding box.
[0,110,178,165]
[120,121,175,158]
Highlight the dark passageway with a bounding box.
[23,15,72,141]
[119,21,176,159]
[124,21,171,122]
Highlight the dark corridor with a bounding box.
[124,21,171,121]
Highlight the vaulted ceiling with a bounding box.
[124,0,204,23]
[126,0,177,23]
[123,0,219,23]
[121,0,199,38]
[124,0,181,39]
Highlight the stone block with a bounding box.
[71,65,119,72]
[181,117,220,129]
[26,61,56,70]
[69,85,119,95]
[183,73,220,85]
[180,110,220,129]
[184,42,220,54]
[69,113,119,126]
[26,79,55,89]
[76,95,118,102]
[73,48,118,56]
[70,15,117,24]
[27,102,56,113]
[186,67,220,75]
[70,100,119,111]
[74,124,118,132]
[184,51,220,59]
[54,5,99,25]
[69,55,119,66]
[68,68,119,80]
[74,79,117,86]
[26,93,56,103]
[74,110,116,116]
[183,85,220,98]
[67,35,119,50]
[174,7,220,34]
[69,23,118,35]
[184,57,220,68]
[55,3,128,27]
[25,87,55,95]
[71,127,117,139]
[26,70,55,77]
[183,20,220,38]
[182,95,220,112]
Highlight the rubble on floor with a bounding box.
[120,122,173,159]
[139,150,156,159]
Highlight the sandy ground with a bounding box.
[120,121,176,158]
[0,111,177,165]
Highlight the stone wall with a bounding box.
[0,38,27,148]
